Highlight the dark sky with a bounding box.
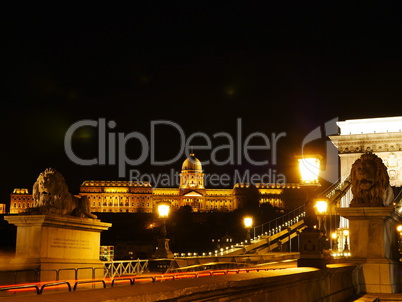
[2,2,402,205]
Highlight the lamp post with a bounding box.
[296,155,322,230]
[243,216,253,245]
[315,198,328,236]
[158,204,169,238]
[315,198,330,253]
[343,229,349,254]
[397,225,402,261]
[331,232,338,252]
[297,155,326,269]
[152,202,174,259]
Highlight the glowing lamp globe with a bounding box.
[298,156,321,184]
[157,204,170,219]
[243,217,253,229]
[315,199,328,214]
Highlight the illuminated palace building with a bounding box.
[10,153,307,214]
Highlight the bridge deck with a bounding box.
[6,264,356,302]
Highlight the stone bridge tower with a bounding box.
[330,116,402,187]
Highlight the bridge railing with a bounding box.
[322,176,351,205]
[252,204,305,239]
[0,265,286,297]
[320,176,344,198]
[103,259,149,278]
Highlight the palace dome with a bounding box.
[182,153,203,171]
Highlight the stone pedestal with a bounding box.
[4,215,111,282]
[336,207,400,293]
[297,228,326,269]
[152,238,174,259]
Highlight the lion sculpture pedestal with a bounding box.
[4,168,112,282]
[336,152,400,293]
[336,207,400,293]
[5,215,111,282]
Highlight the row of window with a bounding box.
[94,208,153,213]
[85,195,151,199]
[82,189,151,193]
[13,203,30,208]
[154,192,180,195]
[11,204,233,213]
[11,197,32,201]
[13,201,234,210]
[260,198,284,207]
[92,202,152,207]
[85,196,235,202]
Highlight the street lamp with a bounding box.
[343,229,349,253]
[396,225,402,261]
[297,155,326,269]
[315,199,328,214]
[158,203,170,218]
[314,198,329,252]
[152,202,174,259]
[297,155,321,184]
[331,232,338,252]
[296,155,322,230]
[314,198,328,236]
[397,224,402,239]
[158,203,170,238]
[243,216,253,244]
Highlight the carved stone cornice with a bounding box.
[329,132,402,154]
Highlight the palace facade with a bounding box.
[9,188,33,214]
[10,153,306,214]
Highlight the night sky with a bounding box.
[2,2,402,207]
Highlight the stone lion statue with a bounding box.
[350,152,394,207]
[26,168,97,218]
